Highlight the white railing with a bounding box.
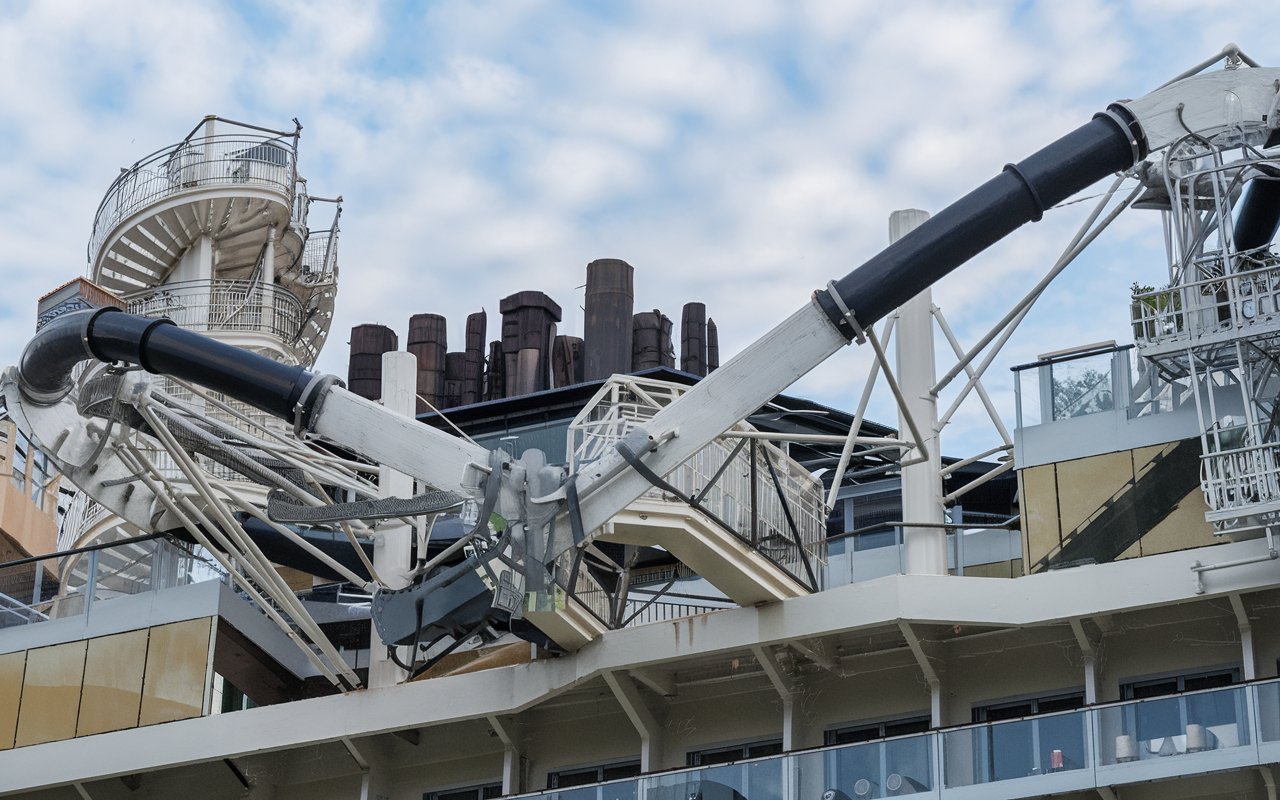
[1200,442,1280,517]
[58,492,115,552]
[1131,255,1280,350]
[89,130,299,263]
[125,279,305,346]
[568,376,826,586]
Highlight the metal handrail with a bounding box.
[88,133,298,266]
[124,279,306,344]
[1132,255,1280,348]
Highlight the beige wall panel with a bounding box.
[78,629,148,736]
[0,650,26,750]
[1130,443,1169,480]
[1116,540,1143,560]
[139,618,212,726]
[1055,451,1134,536]
[15,640,86,747]
[1142,487,1214,556]
[1019,465,1060,568]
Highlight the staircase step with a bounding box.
[121,228,180,267]
[102,250,162,286]
[207,197,234,236]
[158,205,198,244]
[107,239,167,278]
[137,215,186,255]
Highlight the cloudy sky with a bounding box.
[0,0,1272,456]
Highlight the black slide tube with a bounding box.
[817,107,1144,338]
[1233,175,1280,252]
[17,307,333,428]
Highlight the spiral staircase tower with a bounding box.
[60,115,343,573]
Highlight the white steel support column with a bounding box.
[899,621,942,727]
[891,210,946,575]
[261,226,277,335]
[1231,593,1257,680]
[1071,619,1100,704]
[603,670,665,771]
[369,351,418,688]
[753,646,797,750]
[488,714,524,795]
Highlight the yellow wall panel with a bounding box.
[1020,465,1060,568]
[15,641,85,747]
[1143,487,1215,556]
[139,618,212,726]
[0,650,26,750]
[78,629,148,737]
[1055,451,1134,535]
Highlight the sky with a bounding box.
[0,0,1273,459]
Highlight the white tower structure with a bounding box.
[61,116,342,553]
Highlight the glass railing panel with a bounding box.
[533,778,639,800]
[640,758,782,800]
[0,556,67,628]
[0,539,227,631]
[1257,681,1280,743]
[1049,353,1115,421]
[793,734,933,799]
[943,709,1087,786]
[1096,685,1250,765]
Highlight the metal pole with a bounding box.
[891,210,947,576]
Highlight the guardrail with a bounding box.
[1201,441,1280,517]
[569,377,826,589]
[125,279,305,344]
[0,536,225,631]
[504,680,1280,800]
[89,130,299,264]
[1131,254,1280,350]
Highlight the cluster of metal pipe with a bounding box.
[347,258,720,409]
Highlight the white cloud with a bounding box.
[0,0,1275,461]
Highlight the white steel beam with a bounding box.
[1230,593,1256,680]
[487,714,523,795]
[899,622,942,726]
[753,645,800,751]
[603,670,665,771]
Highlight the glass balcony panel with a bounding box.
[1050,353,1115,421]
[944,710,1087,787]
[794,734,932,799]
[1016,367,1042,428]
[547,782,638,800]
[1096,685,1249,765]
[641,759,781,800]
[1257,681,1280,743]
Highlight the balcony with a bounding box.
[508,680,1280,800]
[125,279,309,360]
[1130,253,1280,364]
[89,130,298,266]
[1200,441,1280,524]
[0,537,224,632]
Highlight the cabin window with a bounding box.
[967,692,1086,782]
[547,761,641,800]
[1119,668,1240,744]
[424,782,502,800]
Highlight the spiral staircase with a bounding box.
[61,115,343,557]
